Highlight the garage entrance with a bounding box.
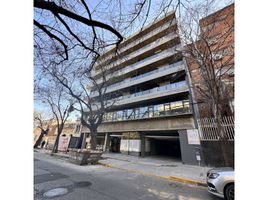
[146,135,181,159]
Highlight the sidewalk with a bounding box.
[35,149,210,187]
[99,153,210,186]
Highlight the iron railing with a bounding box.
[197,116,234,141]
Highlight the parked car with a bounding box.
[206,167,234,200]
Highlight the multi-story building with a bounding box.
[185,3,234,167]
[81,12,203,165]
[186,3,234,118]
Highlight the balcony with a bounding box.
[92,32,180,77]
[92,81,189,109]
[91,61,185,97]
[94,18,177,69]
[115,81,189,106]
[90,46,181,92]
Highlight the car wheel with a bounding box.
[224,184,234,200]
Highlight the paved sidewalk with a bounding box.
[99,153,210,186]
[35,149,211,186]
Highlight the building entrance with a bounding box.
[110,137,121,153]
[146,135,181,159]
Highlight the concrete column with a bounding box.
[140,133,145,157]
[81,133,87,149]
[103,133,108,152]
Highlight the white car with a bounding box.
[206,167,234,200]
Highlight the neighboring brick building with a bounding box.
[185,3,234,118]
[184,3,234,167]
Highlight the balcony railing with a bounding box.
[119,80,187,101]
[92,80,188,109]
[92,33,179,77]
[105,60,184,91]
[90,46,180,93]
[94,19,177,68]
[103,99,191,122]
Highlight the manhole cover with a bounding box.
[74,181,92,188]
[43,188,68,198]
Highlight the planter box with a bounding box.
[68,148,102,165]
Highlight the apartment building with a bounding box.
[81,12,202,165]
[185,3,234,167]
[186,3,234,118]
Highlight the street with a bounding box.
[34,152,220,200]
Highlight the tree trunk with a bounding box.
[34,130,45,148]
[213,101,232,167]
[215,111,232,167]
[51,125,63,153]
[90,130,97,150]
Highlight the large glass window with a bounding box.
[154,104,160,116]
[127,109,135,119]
[117,111,123,121]
[134,108,140,119]
[140,107,148,118]
[170,101,183,113]
[103,99,190,122]
[123,110,128,120]
[183,100,190,112]
[148,106,154,118]
[164,103,171,111]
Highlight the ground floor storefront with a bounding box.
[80,129,203,166]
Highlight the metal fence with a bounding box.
[197,116,234,141]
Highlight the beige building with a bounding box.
[82,12,201,165]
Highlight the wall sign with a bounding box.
[58,136,71,151]
[187,129,200,145]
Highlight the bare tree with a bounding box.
[35,79,75,153]
[178,1,234,166]
[33,111,53,148]
[181,2,234,133]
[40,60,118,150]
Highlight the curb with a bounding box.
[98,162,207,187]
[36,151,207,187]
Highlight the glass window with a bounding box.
[140,106,148,118]
[134,108,140,119]
[107,112,113,121]
[183,100,190,112]
[164,103,170,111]
[112,112,117,121]
[154,105,160,116]
[148,106,154,118]
[127,109,135,119]
[171,101,183,110]
[123,110,128,120]
[117,111,123,121]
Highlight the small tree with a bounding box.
[33,111,53,148]
[42,61,117,150]
[35,79,75,153]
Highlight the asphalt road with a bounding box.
[34,152,221,200]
